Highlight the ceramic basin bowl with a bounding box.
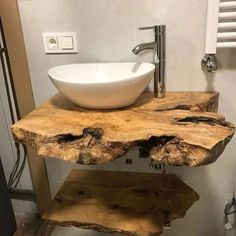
[48,62,155,109]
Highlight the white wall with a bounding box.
[17,0,236,235]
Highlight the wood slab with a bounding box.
[43,170,200,236]
[11,92,235,167]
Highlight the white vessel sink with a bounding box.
[48,62,155,109]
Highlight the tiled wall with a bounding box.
[18,0,236,235]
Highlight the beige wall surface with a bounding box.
[18,0,236,235]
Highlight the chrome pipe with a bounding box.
[201,54,217,72]
[132,42,157,54]
[154,25,166,98]
[132,25,166,98]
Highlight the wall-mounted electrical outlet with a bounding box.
[46,37,59,50]
[43,32,78,54]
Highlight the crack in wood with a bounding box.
[56,128,104,144]
[176,116,228,126]
[139,136,177,150]
[155,104,192,111]
[57,133,84,143]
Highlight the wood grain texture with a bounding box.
[43,170,200,236]
[11,92,235,167]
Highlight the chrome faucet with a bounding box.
[132,25,166,98]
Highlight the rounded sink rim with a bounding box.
[48,62,155,85]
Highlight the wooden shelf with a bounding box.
[11,92,235,166]
[43,170,199,236]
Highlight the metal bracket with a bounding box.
[163,210,171,229]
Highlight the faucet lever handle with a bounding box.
[139,25,166,33]
[138,26,155,31]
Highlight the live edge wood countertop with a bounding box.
[11,92,235,167]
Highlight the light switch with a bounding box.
[43,32,78,54]
[61,36,74,50]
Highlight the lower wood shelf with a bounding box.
[43,170,199,236]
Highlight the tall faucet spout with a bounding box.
[132,42,157,55]
[132,25,166,98]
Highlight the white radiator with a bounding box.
[202,0,236,71]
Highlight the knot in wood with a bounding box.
[83,128,103,140]
[77,152,94,165]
